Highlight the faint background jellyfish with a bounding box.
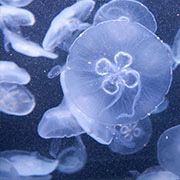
[0,61,31,85]
[0,5,35,33]
[0,157,52,180]
[0,82,35,116]
[93,0,157,33]
[42,0,95,52]
[136,166,180,180]
[0,0,34,7]
[2,28,58,59]
[60,20,172,128]
[109,117,152,154]
[0,150,58,177]
[57,136,87,174]
[157,124,180,177]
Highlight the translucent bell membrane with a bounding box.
[0,82,35,116]
[109,117,152,154]
[0,61,31,85]
[93,0,157,33]
[0,0,34,7]
[157,125,180,177]
[0,6,35,30]
[38,99,84,139]
[0,150,58,176]
[61,20,172,125]
[42,0,95,52]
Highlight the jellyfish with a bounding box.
[0,82,35,116]
[0,5,35,32]
[42,0,95,52]
[0,157,52,180]
[172,28,180,69]
[0,61,30,85]
[0,0,33,7]
[57,136,87,174]
[109,117,152,154]
[60,19,172,133]
[49,139,62,159]
[151,97,169,115]
[2,28,58,59]
[0,150,58,177]
[47,65,62,79]
[93,0,157,33]
[157,124,180,177]
[136,166,180,180]
[37,98,84,139]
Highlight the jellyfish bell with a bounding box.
[157,125,180,177]
[60,19,172,127]
[57,136,87,174]
[0,61,30,85]
[109,117,152,154]
[0,0,34,7]
[0,150,58,177]
[93,0,157,33]
[0,82,35,116]
[42,0,95,52]
[0,5,35,32]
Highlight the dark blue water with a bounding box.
[0,0,180,179]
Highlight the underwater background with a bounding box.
[0,0,180,179]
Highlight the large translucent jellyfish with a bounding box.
[38,98,84,139]
[151,97,169,115]
[172,28,180,69]
[157,125,180,177]
[93,0,157,33]
[2,28,58,59]
[0,82,35,116]
[0,0,33,7]
[136,166,180,180]
[109,117,152,154]
[60,20,172,128]
[0,6,35,32]
[0,150,58,177]
[57,136,87,174]
[42,0,95,52]
[0,61,30,85]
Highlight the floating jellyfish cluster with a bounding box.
[0,0,180,179]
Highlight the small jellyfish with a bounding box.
[0,150,58,177]
[0,82,35,116]
[42,0,95,52]
[60,20,172,128]
[157,125,180,177]
[2,28,58,59]
[0,61,30,85]
[136,166,180,180]
[38,98,84,139]
[109,117,152,154]
[57,136,87,174]
[151,97,169,115]
[0,0,33,7]
[0,6,35,32]
[47,65,62,79]
[93,0,157,33]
